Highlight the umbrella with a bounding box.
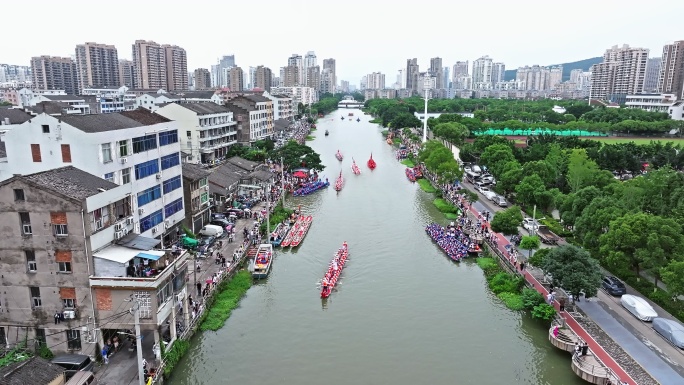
[293,171,308,178]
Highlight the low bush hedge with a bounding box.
[433,198,459,214]
[417,179,436,193]
[199,271,252,331]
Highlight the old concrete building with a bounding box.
[181,163,211,233]
[224,94,274,144]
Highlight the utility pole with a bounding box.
[131,300,145,385]
[422,78,430,143]
[281,157,285,207]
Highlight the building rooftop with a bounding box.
[42,94,86,101]
[182,162,211,181]
[15,166,119,201]
[209,162,247,195]
[0,108,32,125]
[241,94,270,103]
[178,91,217,99]
[227,156,258,171]
[26,101,72,115]
[0,356,65,385]
[60,108,170,133]
[248,169,275,182]
[176,102,229,115]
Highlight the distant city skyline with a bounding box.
[2,0,684,84]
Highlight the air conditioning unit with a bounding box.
[126,216,134,225]
[114,222,124,231]
[120,157,128,164]
[121,228,129,236]
[203,185,209,192]
[96,219,104,230]
[114,231,124,240]
[151,227,158,234]
[156,173,162,180]
[63,310,76,319]
[165,219,171,227]
[138,208,145,215]
[134,222,140,233]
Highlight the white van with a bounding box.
[198,224,224,238]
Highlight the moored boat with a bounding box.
[367,153,376,170]
[351,159,361,175]
[293,180,329,196]
[289,216,313,248]
[320,242,349,298]
[425,223,480,262]
[269,223,290,247]
[251,243,275,279]
[386,138,393,145]
[280,216,305,247]
[335,150,344,161]
[413,166,423,179]
[334,171,344,191]
[406,167,416,182]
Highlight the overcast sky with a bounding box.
[4,0,683,84]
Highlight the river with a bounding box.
[169,110,586,385]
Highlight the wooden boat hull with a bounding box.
[289,216,313,247]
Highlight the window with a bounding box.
[66,329,81,350]
[118,140,129,157]
[162,176,182,194]
[160,153,180,170]
[62,298,76,308]
[53,224,68,237]
[61,144,72,163]
[104,172,114,183]
[19,212,31,235]
[186,131,191,138]
[121,167,131,184]
[30,144,41,162]
[30,287,41,308]
[41,125,50,133]
[58,262,72,273]
[101,143,112,163]
[134,292,152,319]
[13,189,25,201]
[0,327,5,348]
[113,198,132,219]
[137,185,162,207]
[164,198,184,217]
[34,328,45,349]
[159,130,178,146]
[132,134,157,153]
[140,210,163,232]
[134,159,159,180]
[26,250,37,272]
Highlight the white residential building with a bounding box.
[0,109,186,244]
[263,91,294,121]
[625,93,681,118]
[135,91,223,112]
[156,102,237,164]
[270,86,318,106]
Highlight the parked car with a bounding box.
[652,318,684,349]
[602,276,627,296]
[199,235,216,248]
[51,354,94,379]
[522,218,540,232]
[621,294,658,321]
[476,185,491,195]
[492,195,508,207]
[211,213,226,220]
[210,218,232,228]
[482,190,497,201]
[474,181,490,190]
[481,176,496,185]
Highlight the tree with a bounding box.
[480,144,516,177]
[270,141,325,172]
[541,245,603,300]
[515,174,546,208]
[574,197,625,254]
[390,112,421,129]
[433,122,470,146]
[519,236,541,260]
[491,206,524,235]
[566,149,600,192]
[661,261,684,299]
[497,161,523,195]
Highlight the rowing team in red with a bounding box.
[320,242,349,298]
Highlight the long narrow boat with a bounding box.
[425,223,480,262]
[406,168,416,182]
[280,216,305,247]
[351,159,361,175]
[320,242,349,298]
[334,171,344,191]
[269,223,290,247]
[413,166,423,179]
[252,243,275,279]
[335,150,344,161]
[293,180,329,196]
[289,216,313,248]
[367,153,376,170]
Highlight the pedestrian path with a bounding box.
[577,299,684,383]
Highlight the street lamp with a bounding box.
[422,76,433,143]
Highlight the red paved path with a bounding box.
[462,202,636,385]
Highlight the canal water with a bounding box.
[169,110,585,385]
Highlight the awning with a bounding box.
[136,250,166,261]
[94,245,142,264]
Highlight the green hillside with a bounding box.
[504,57,602,82]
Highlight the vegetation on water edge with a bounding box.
[369,118,381,124]
[417,178,437,193]
[444,213,459,220]
[161,339,190,378]
[433,198,459,214]
[400,159,415,167]
[476,257,556,320]
[392,138,402,145]
[306,135,314,141]
[199,271,253,331]
[381,130,389,137]
[261,204,295,234]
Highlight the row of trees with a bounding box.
[226,139,324,172]
[366,98,682,134]
[311,92,365,117]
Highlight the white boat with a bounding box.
[251,244,275,279]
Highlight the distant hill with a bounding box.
[503,57,603,82]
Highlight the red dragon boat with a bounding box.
[288,216,313,248]
[280,216,305,247]
[335,150,344,161]
[413,166,423,179]
[334,171,345,191]
[320,242,349,298]
[405,168,416,182]
[367,153,377,170]
[351,158,361,175]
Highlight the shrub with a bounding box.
[200,271,252,331]
[444,213,459,220]
[488,272,523,294]
[417,179,437,193]
[260,204,294,234]
[433,198,459,214]
[476,257,501,277]
[521,287,545,310]
[527,248,550,267]
[531,303,557,321]
[498,292,524,310]
[401,159,415,167]
[162,340,190,378]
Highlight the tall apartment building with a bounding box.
[643,57,661,93]
[472,56,494,84]
[229,67,244,92]
[322,58,336,94]
[224,95,274,143]
[366,72,385,90]
[304,51,317,84]
[194,68,211,90]
[658,41,684,99]
[74,42,120,91]
[340,80,350,93]
[288,54,303,86]
[164,45,188,91]
[492,62,506,84]
[282,66,299,87]
[590,44,649,101]
[429,57,443,90]
[549,66,563,90]
[306,66,320,90]
[211,55,236,88]
[0,64,31,83]
[132,40,166,90]
[118,59,135,87]
[452,61,469,90]
[443,67,450,89]
[406,58,419,92]
[570,69,583,84]
[256,66,272,92]
[30,56,79,95]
